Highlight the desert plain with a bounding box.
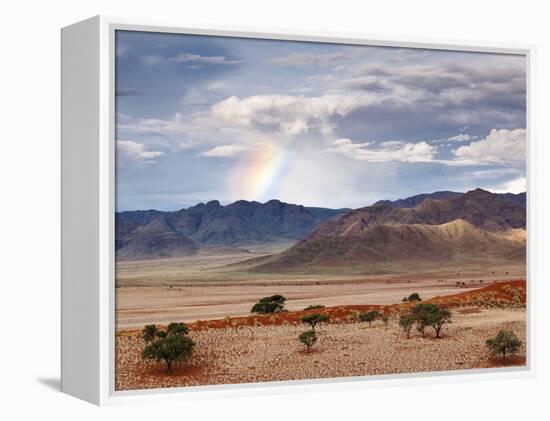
[115,246,527,390]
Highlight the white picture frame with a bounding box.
[61,15,536,405]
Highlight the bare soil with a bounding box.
[115,306,526,391]
[116,254,524,328]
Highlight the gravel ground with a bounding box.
[115,308,526,391]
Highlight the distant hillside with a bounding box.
[246,189,526,272]
[116,200,349,260]
[374,191,463,208]
[374,191,526,209]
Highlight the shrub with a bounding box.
[359,310,379,327]
[300,313,329,331]
[304,304,325,311]
[399,315,415,338]
[408,292,422,302]
[486,330,522,361]
[299,330,318,352]
[402,292,422,302]
[251,295,286,314]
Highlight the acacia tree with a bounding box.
[300,313,329,331]
[359,310,379,327]
[143,334,195,374]
[411,303,451,338]
[142,324,159,343]
[251,295,286,314]
[141,322,194,374]
[299,330,318,352]
[411,303,434,336]
[429,308,451,338]
[399,314,415,338]
[486,330,522,361]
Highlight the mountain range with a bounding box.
[116,189,526,264]
[116,200,349,260]
[245,189,526,272]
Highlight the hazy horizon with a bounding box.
[115,31,527,211]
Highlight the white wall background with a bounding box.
[1,0,548,418]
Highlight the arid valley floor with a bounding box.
[115,248,527,390]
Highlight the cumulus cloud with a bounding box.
[211,93,392,136]
[326,138,436,163]
[117,140,163,166]
[491,176,527,194]
[201,144,248,157]
[453,128,526,165]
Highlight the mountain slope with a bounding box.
[245,189,526,272]
[116,218,199,260]
[248,219,525,272]
[116,200,349,259]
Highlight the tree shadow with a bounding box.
[37,377,61,392]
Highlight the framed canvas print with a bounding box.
[61,16,533,405]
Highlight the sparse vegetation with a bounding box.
[251,295,286,314]
[141,322,195,374]
[298,330,318,352]
[300,313,329,331]
[381,314,390,328]
[486,330,522,361]
[304,304,325,311]
[359,310,379,327]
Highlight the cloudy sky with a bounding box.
[115,30,527,211]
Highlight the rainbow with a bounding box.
[232,144,288,202]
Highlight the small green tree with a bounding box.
[399,314,415,338]
[142,324,159,343]
[486,330,522,361]
[412,303,436,337]
[299,330,318,352]
[359,310,379,327]
[143,334,195,374]
[429,308,451,338]
[411,303,451,338]
[251,295,286,314]
[300,313,329,331]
